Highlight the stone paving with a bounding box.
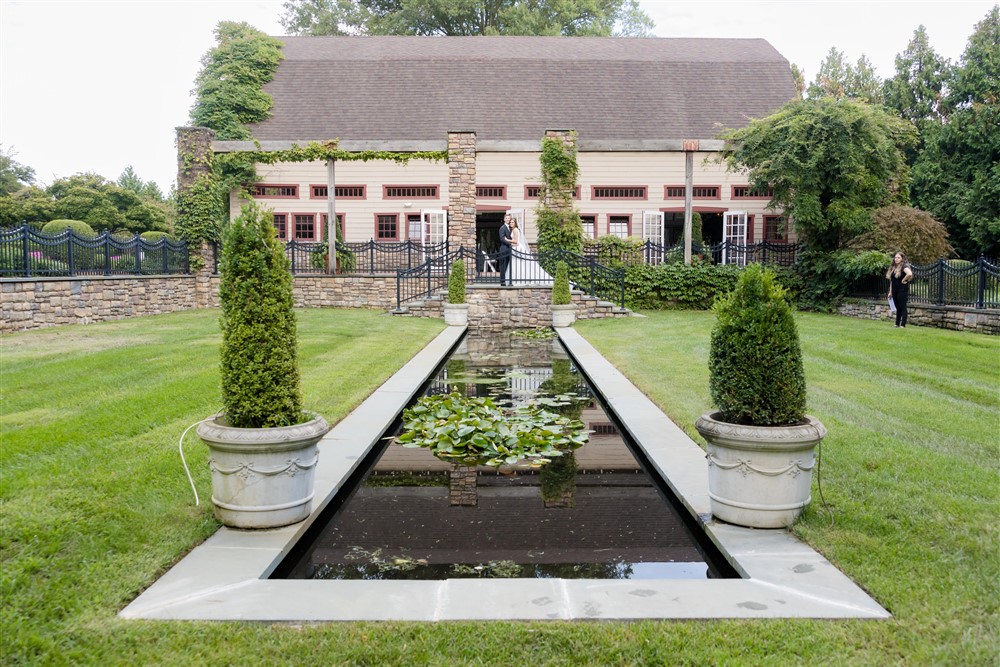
[120,325,889,622]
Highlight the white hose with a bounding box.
[179,417,214,506]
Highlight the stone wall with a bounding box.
[447,131,477,250]
[837,300,1000,335]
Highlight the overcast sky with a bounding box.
[0,0,995,194]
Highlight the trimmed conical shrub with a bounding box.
[448,259,466,304]
[709,264,806,426]
[552,261,571,305]
[218,202,303,428]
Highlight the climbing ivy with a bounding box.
[535,134,583,263]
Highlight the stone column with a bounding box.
[447,131,477,250]
[542,129,578,211]
[176,126,218,306]
[449,464,478,506]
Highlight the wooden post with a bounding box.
[326,159,337,273]
[682,140,698,266]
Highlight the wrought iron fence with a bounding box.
[0,224,189,278]
[211,238,450,275]
[581,240,800,267]
[396,246,626,310]
[848,256,1000,309]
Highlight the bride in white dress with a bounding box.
[510,219,553,286]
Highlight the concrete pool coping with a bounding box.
[120,326,889,621]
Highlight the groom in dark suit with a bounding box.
[498,214,513,286]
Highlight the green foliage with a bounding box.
[721,97,918,252]
[396,392,588,467]
[190,22,284,140]
[139,231,172,242]
[0,186,55,227]
[41,219,95,237]
[0,144,35,196]
[218,202,303,428]
[807,48,883,104]
[539,451,577,502]
[280,0,654,37]
[882,25,951,130]
[34,173,169,235]
[584,235,646,267]
[117,165,165,201]
[176,171,224,244]
[535,135,583,261]
[911,7,1000,257]
[832,249,892,281]
[850,204,954,263]
[552,261,571,305]
[448,259,466,304]
[215,141,447,170]
[709,265,806,426]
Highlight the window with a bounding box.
[311,185,366,199]
[590,422,619,436]
[273,214,287,240]
[764,215,788,242]
[580,215,596,239]
[407,213,422,241]
[384,185,438,199]
[732,185,773,199]
[294,214,316,240]
[525,185,580,199]
[665,185,720,199]
[476,185,506,199]
[592,186,647,200]
[320,213,345,240]
[253,184,298,198]
[608,215,630,239]
[376,214,399,240]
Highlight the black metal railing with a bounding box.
[396,246,626,310]
[0,224,189,278]
[847,256,1000,309]
[581,240,800,267]
[211,238,450,276]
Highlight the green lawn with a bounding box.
[1,309,997,665]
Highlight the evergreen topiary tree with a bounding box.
[552,261,571,305]
[709,264,806,426]
[448,259,466,304]
[218,202,303,428]
[41,219,95,237]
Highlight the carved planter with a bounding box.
[197,412,330,529]
[551,304,576,328]
[443,303,469,326]
[694,411,826,529]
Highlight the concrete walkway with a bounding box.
[120,326,889,621]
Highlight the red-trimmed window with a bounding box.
[580,215,597,239]
[608,215,631,239]
[293,214,316,240]
[731,185,773,199]
[383,185,439,199]
[525,185,581,199]
[376,214,399,240]
[665,185,721,199]
[253,184,298,198]
[311,185,367,199]
[592,186,647,200]
[273,213,288,240]
[320,213,345,241]
[476,185,506,199]
[589,422,619,436]
[764,215,788,242]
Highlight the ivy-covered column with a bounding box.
[176,126,220,307]
[536,129,583,260]
[447,131,477,250]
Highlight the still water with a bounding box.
[278,330,735,581]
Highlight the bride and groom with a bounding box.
[498,214,553,287]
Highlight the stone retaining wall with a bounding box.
[837,300,1000,335]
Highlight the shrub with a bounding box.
[447,259,466,304]
[218,201,303,428]
[852,204,954,263]
[139,231,172,242]
[709,264,806,426]
[41,219,94,237]
[552,261,571,305]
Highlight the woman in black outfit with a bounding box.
[886,251,914,328]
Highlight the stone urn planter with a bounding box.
[443,302,469,326]
[198,412,330,529]
[695,412,825,528]
[551,303,576,328]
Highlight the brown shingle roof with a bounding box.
[249,36,796,143]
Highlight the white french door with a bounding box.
[420,209,448,264]
[642,210,664,263]
[509,208,525,247]
[723,210,748,266]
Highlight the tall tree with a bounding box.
[117,165,165,201]
[847,55,883,104]
[790,63,806,99]
[0,145,36,197]
[190,22,284,140]
[911,6,999,256]
[721,98,918,252]
[280,0,653,36]
[808,48,883,102]
[45,173,169,234]
[883,25,952,127]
